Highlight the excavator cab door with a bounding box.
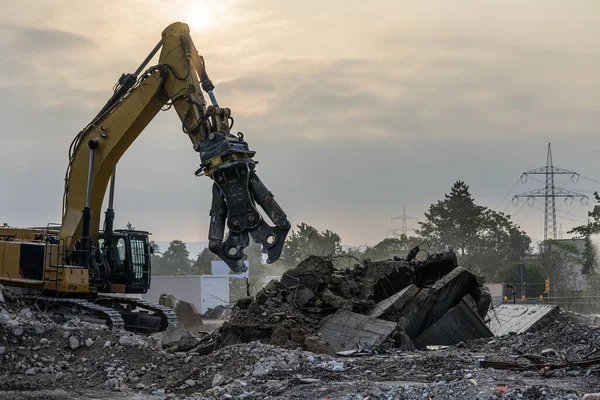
[102,230,151,293]
[124,231,150,292]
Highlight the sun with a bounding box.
[188,4,212,30]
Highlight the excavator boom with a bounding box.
[61,22,290,273]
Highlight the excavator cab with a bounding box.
[98,230,151,294]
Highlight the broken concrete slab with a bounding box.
[317,309,397,352]
[413,300,493,348]
[366,284,420,318]
[413,251,457,286]
[487,304,560,336]
[469,285,493,319]
[378,267,477,338]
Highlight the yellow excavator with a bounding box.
[0,22,290,332]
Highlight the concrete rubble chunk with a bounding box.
[286,287,315,307]
[119,335,144,348]
[281,255,334,289]
[0,283,5,304]
[69,337,80,350]
[486,304,560,336]
[366,284,420,319]
[470,285,493,318]
[413,252,458,285]
[304,335,335,356]
[317,309,397,352]
[413,300,494,348]
[172,299,205,335]
[380,267,477,338]
[212,373,225,387]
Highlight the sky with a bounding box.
[0,0,599,248]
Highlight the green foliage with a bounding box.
[539,240,582,289]
[362,235,423,261]
[495,261,546,286]
[582,236,598,277]
[417,181,531,280]
[280,222,342,267]
[191,247,216,275]
[569,192,600,238]
[419,181,484,255]
[568,192,600,277]
[153,240,191,275]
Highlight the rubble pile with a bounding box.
[466,309,599,357]
[219,251,493,352]
[0,279,600,399]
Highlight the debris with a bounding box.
[486,304,560,336]
[173,299,205,335]
[366,284,419,319]
[212,373,225,387]
[413,300,493,348]
[317,309,397,352]
[159,294,205,335]
[69,336,80,350]
[286,287,316,307]
[379,267,477,338]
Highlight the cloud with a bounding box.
[0,0,599,245]
[0,23,94,54]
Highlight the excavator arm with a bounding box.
[60,22,290,273]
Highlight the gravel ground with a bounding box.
[1,292,600,399]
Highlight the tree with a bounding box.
[191,247,216,275]
[156,240,191,275]
[569,192,600,238]
[362,235,424,261]
[418,181,531,279]
[581,236,598,277]
[539,240,582,291]
[125,221,135,230]
[280,222,342,266]
[568,192,600,277]
[418,181,485,255]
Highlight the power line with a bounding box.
[512,143,588,241]
[391,206,417,236]
[495,176,522,209]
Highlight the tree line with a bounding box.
[136,180,600,284]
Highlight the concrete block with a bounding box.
[414,252,457,285]
[413,300,493,348]
[318,309,397,352]
[381,267,476,338]
[366,284,419,318]
[486,304,559,336]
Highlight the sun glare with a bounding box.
[189,4,212,30]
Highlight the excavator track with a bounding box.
[95,295,178,333]
[22,295,125,330]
